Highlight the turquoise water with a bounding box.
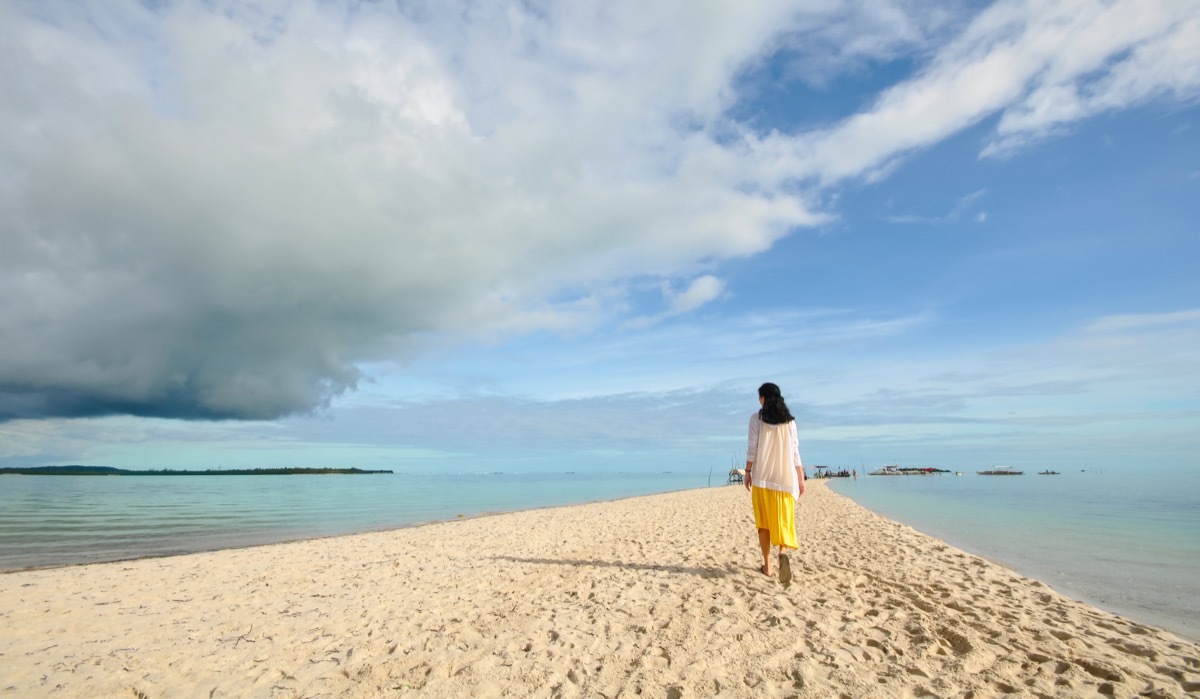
[0,471,711,571]
[3,467,1198,641]
[827,468,1200,641]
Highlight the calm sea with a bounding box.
[826,467,1200,642]
[2,467,1197,641]
[0,471,711,572]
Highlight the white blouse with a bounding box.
[746,412,804,499]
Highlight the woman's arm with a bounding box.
[745,414,760,491]
[791,421,805,496]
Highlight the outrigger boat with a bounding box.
[869,465,951,476]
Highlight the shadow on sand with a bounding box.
[490,555,732,579]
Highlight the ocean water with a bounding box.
[0,471,711,572]
[826,467,1200,641]
[3,467,1198,642]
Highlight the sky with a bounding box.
[1,0,1198,474]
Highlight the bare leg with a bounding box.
[758,528,772,575]
[778,545,793,585]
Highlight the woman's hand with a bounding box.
[796,467,806,497]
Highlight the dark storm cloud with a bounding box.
[0,1,822,421]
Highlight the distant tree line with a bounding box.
[0,466,393,476]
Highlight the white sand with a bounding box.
[2,481,1198,698]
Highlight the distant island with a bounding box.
[0,466,393,476]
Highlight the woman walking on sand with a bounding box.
[744,382,806,584]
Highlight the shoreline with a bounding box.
[0,484,708,576]
[825,475,1200,644]
[2,481,1198,697]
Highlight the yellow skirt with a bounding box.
[752,486,797,549]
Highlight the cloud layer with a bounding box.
[1,0,1196,421]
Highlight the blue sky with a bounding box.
[1,0,1197,473]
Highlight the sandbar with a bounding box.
[2,481,1198,697]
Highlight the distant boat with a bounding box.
[977,466,1024,475]
[1038,470,1060,475]
[954,471,964,476]
[868,465,950,476]
[812,465,853,478]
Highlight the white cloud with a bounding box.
[761,1,968,88]
[983,0,1200,156]
[882,188,987,224]
[1085,308,1200,333]
[623,275,727,330]
[752,0,1200,180]
[668,275,726,315]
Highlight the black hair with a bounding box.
[758,382,795,425]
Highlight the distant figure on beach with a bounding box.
[744,382,806,585]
